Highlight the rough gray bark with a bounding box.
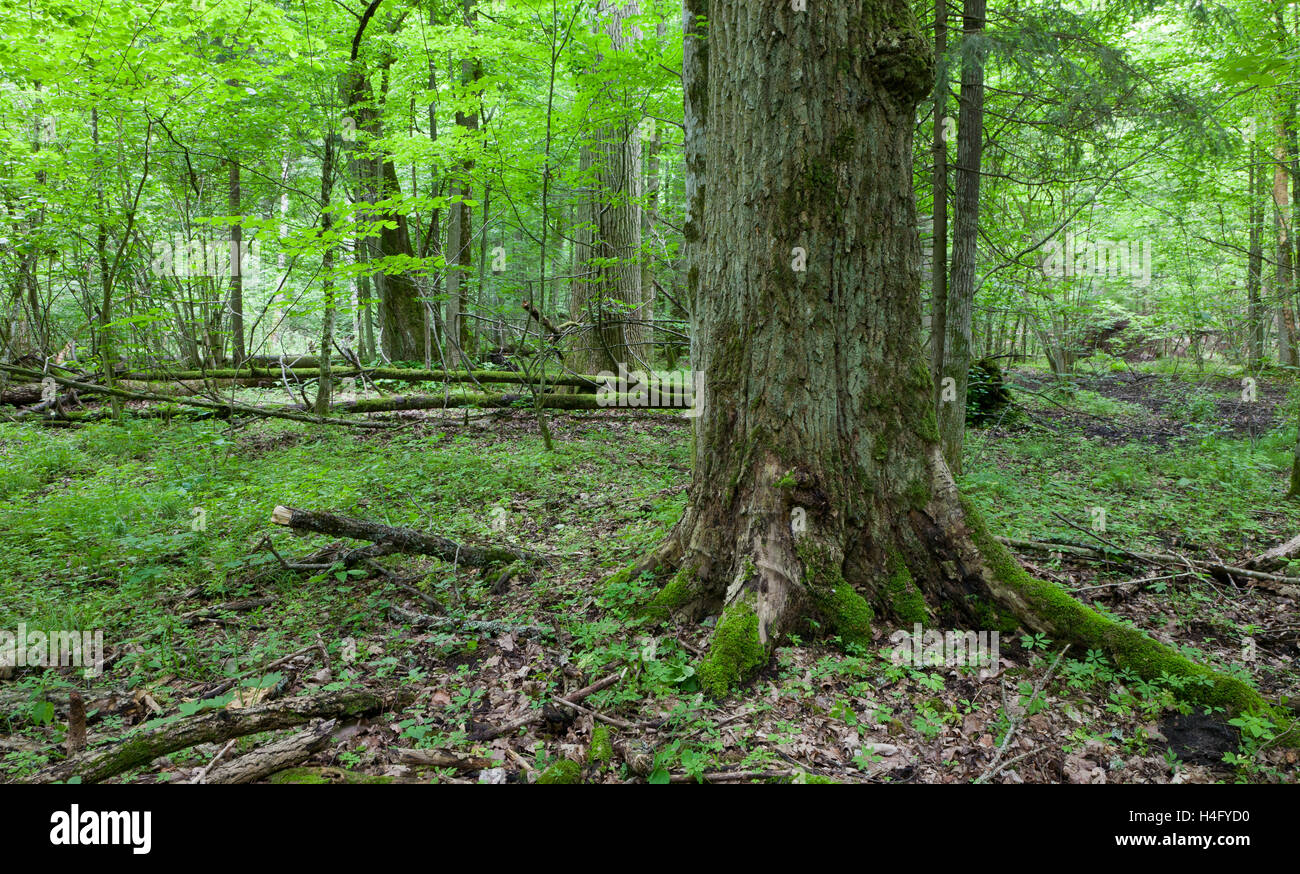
[344,2,424,362]
[202,721,336,784]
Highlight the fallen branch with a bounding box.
[190,739,237,785]
[286,391,697,414]
[997,536,1300,596]
[976,646,1069,784]
[203,720,337,784]
[271,505,537,567]
[474,670,623,741]
[667,768,799,783]
[26,687,383,784]
[391,748,498,770]
[118,365,602,390]
[180,597,275,626]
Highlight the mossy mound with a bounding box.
[535,758,582,784]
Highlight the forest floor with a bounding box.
[1,360,1297,784]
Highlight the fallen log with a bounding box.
[0,364,394,429]
[271,505,537,567]
[26,687,383,784]
[391,748,498,770]
[118,365,603,389]
[202,720,336,784]
[1245,533,1300,574]
[320,391,696,414]
[0,382,43,406]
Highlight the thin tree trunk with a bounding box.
[315,135,336,415]
[1248,143,1265,368]
[939,0,986,474]
[228,158,245,365]
[930,0,948,403]
[445,0,480,368]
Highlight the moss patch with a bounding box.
[697,602,767,698]
[589,724,613,765]
[641,563,702,621]
[810,583,874,648]
[885,549,928,624]
[798,540,873,647]
[536,758,582,785]
[267,767,394,784]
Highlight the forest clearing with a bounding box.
[0,0,1298,848]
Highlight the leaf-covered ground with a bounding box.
[1,362,1297,783]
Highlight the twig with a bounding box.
[975,645,1069,784]
[191,739,238,784]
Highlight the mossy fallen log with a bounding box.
[26,688,384,784]
[117,366,604,389]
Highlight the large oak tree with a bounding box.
[622,0,1272,717]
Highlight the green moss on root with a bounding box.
[589,724,613,765]
[536,758,582,784]
[885,549,928,624]
[810,584,874,648]
[601,564,635,590]
[697,602,767,698]
[641,563,702,621]
[960,496,1287,723]
[799,541,873,647]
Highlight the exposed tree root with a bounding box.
[627,449,1289,729]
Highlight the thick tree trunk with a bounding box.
[624,0,1273,720]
